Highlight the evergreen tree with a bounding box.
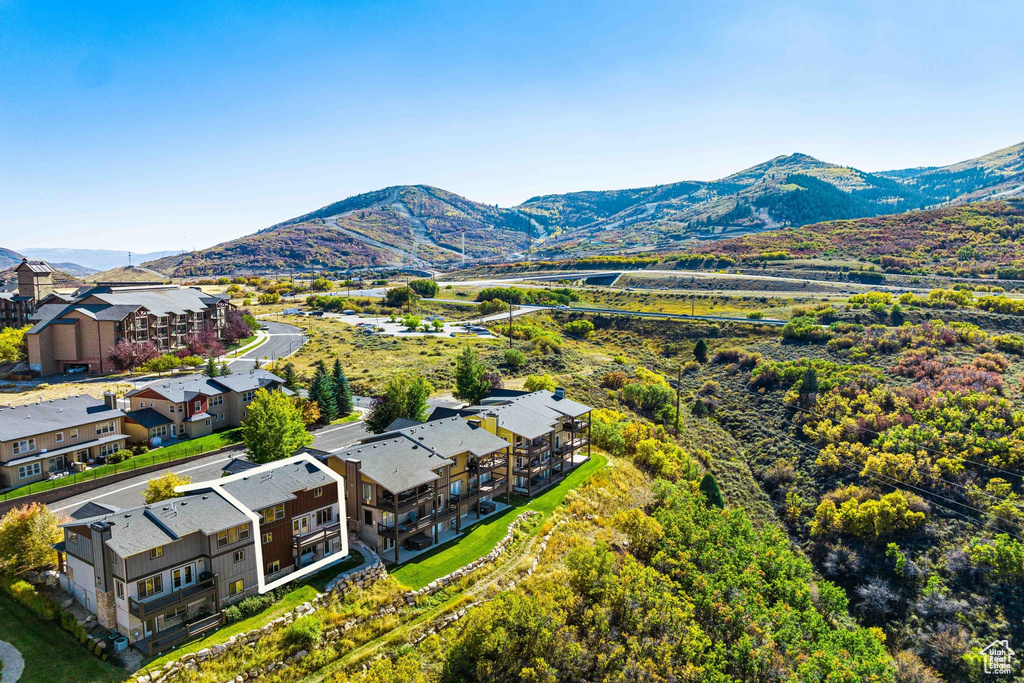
[331,358,353,417]
[699,472,725,508]
[219,362,232,376]
[204,356,219,377]
[309,361,336,424]
[282,362,299,391]
[365,371,434,434]
[453,345,492,405]
[693,339,708,364]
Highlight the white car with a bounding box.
[556,304,570,310]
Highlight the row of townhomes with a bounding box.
[320,388,592,563]
[54,455,345,655]
[0,369,284,489]
[27,280,230,376]
[47,386,591,656]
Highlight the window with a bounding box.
[362,483,372,502]
[167,606,187,620]
[172,565,194,589]
[242,391,255,402]
[178,404,184,413]
[363,509,373,526]
[12,439,36,455]
[313,487,323,498]
[70,428,78,439]
[114,580,124,600]
[267,560,280,574]
[100,442,120,458]
[293,517,309,535]
[262,532,272,545]
[260,504,284,524]
[217,523,249,547]
[55,432,64,444]
[68,531,79,544]
[169,404,175,413]
[228,579,243,596]
[450,480,462,496]
[18,462,41,480]
[150,546,163,560]
[47,456,65,473]
[210,395,224,407]
[96,421,115,435]
[152,425,168,438]
[137,575,163,599]
[233,549,245,563]
[316,508,333,526]
[205,419,211,427]
[67,565,74,582]
[194,401,202,412]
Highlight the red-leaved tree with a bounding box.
[107,340,159,371]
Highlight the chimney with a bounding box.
[103,391,118,411]
[554,387,566,399]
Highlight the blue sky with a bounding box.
[1,1,1022,252]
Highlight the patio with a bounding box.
[383,500,510,564]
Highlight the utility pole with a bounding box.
[508,292,514,349]
[675,365,682,437]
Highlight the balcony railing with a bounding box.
[144,612,223,657]
[129,575,218,620]
[292,522,341,550]
[379,484,434,512]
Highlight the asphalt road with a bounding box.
[226,320,305,371]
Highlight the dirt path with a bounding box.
[0,640,25,682]
[389,190,463,259]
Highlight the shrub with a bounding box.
[503,349,526,369]
[601,371,627,390]
[711,347,761,368]
[563,320,595,338]
[107,449,133,464]
[285,615,324,648]
[0,577,57,619]
[408,279,440,298]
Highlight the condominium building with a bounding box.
[455,388,592,497]
[123,369,286,444]
[0,260,74,330]
[27,284,230,376]
[324,416,511,563]
[55,455,345,656]
[0,393,126,488]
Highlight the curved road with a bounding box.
[227,320,305,371]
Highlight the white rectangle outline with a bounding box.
[175,452,347,594]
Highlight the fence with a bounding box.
[1,440,232,502]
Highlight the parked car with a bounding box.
[64,365,88,375]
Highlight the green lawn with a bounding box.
[1,429,244,503]
[391,452,607,590]
[0,592,123,683]
[226,334,259,353]
[330,413,362,426]
[142,549,364,671]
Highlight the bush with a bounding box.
[408,279,440,298]
[0,577,57,619]
[284,615,324,648]
[503,349,527,369]
[107,449,133,464]
[602,371,628,390]
[563,320,595,338]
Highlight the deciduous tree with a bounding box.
[143,472,192,504]
[0,503,62,573]
[242,388,313,463]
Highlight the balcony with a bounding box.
[292,522,342,550]
[512,458,552,475]
[141,612,223,657]
[379,484,435,512]
[128,574,218,621]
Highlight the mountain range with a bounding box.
[22,141,1024,278]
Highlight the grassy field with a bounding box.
[391,452,606,590]
[1,429,243,502]
[0,592,123,683]
[142,550,365,670]
[0,380,136,407]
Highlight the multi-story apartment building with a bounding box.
[456,388,592,497]
[55,454,344,656]
[122,369,286,444]
[0,259,74,330]
[324,416,510,563]
[0,393,126,488]
[26,284,230,376]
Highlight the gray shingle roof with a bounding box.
[394,417,510,458]
[464,390,592,439]
[124,408,173,429]
[331,435,447,493]
[126,369,283,403]
[70,502,119,520]
[383,417,422,432]
[64,492,250,557]
[218,458,334,511]
[85,286,217,317]
[0,396,122,443]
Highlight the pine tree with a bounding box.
[204,356,219,377]
[331,358,353,417]
[699,472,725,508]
[310,362,336,424]
[693,339,708,364]
[219,362,232,376]
[282,363,299,391]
